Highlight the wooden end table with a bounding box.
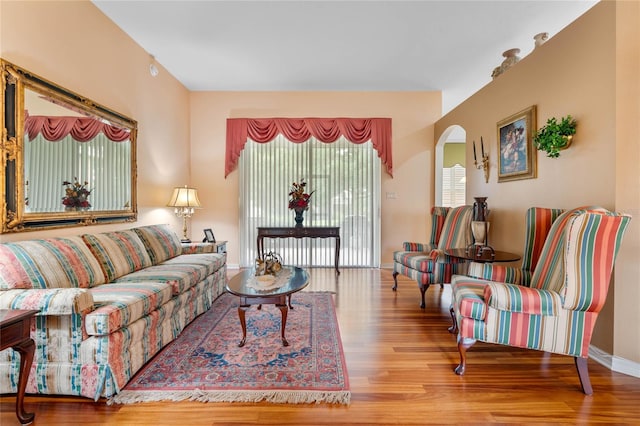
[225,266,309,347]
[445,247,521,263]
[1,309,39,425]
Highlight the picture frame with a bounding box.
[497,105,537,182]
[203,228,216,243]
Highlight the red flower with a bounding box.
[288,179,314,210]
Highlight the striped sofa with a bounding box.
[392,205,473,308]
[0,224,227,400]
[449,207,631,394]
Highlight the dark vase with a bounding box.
[473,197,488,222]
[294,208,305,227]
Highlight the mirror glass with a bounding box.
[1,59,137,232]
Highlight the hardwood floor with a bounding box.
[2,268,639,425]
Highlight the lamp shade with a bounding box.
[167,185,201,208]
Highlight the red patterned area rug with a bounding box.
[109,292,350,405]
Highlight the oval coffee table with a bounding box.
[225,266,309,347]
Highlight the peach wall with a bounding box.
[189,92,441,267]
[0,0,190,242]
[435,1,639,367]
[614,0,640,368]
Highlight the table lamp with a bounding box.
[167,185,201,243]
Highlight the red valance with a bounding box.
[25,115,130,142]
[225,117,392,178]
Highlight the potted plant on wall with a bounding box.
[533,115,577,158]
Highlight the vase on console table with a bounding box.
[293,208,306,227]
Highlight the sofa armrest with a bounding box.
[181,242,215,254]
[402,242,437,252]
[467,262,523,285]
[0,288,94,315]
[485,282,562,316]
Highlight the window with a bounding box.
[239,135,380,268]
[442,164,466,207]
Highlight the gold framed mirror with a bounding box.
[1,59,137,233]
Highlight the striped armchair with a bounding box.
[449,207,631,394]
[393,205,473,308]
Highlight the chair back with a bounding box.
[529,206,611,292]
[563,210,631,312]
[430,206,450,246]
[520,207,564,286]
[436,205,473,250]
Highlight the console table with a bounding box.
[257,226,340,274]
[1,309,38,425]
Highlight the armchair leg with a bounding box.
[418,283,430,309]
[392,271,399,291]
[455,336,476,375]
[448,306,458,334]
[575,357,593,395]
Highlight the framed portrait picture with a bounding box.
[497,105,537,182]
[203,228,216,243]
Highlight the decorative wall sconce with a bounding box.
[167,185,201,243]
[473,137,490,183]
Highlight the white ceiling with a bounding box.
[92,0,597,113]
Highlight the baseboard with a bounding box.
[380,263,393,269]
[589,345,640,378]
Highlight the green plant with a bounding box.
[533,115,577,158]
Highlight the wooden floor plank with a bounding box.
[2,267,639,425]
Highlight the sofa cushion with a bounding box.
[133,224,182,264]
[112,253,224,296]
[85,282,173,335]
[82,230,152,282]
[0,237,106,289]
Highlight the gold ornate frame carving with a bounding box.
[1,59,137,233]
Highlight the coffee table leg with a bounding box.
[277,302,289,347]
[238,304,249,347]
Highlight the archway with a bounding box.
[435,125,467,207]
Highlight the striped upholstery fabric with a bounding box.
[0,237,106,289]
[133,224,183,264]
[82,230,153,282]
[465,207,564,287]
[450,207,631,360]
[485,282,562,316]
[393,206,472,285]
[466,261,522,284]
[86,282,174,335]
[436,205,474,250]
[520,207,565,286]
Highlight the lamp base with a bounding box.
[181,238,191,244]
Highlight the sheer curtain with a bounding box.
[239,135,380,268]
[24,134,131,212]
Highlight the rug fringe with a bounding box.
[108,389,351,405]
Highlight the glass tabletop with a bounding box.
[226,266,309,297]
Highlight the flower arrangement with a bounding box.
[288,179,314,210]
[62,178,91,208]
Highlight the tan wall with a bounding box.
[613,0,640,367]
[0,0,191,242]
[189,92,441,267]
[435,1,640,365]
